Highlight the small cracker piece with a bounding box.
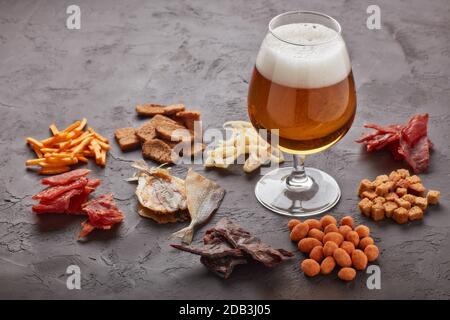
[142,139,175,164]
[362,191,377,200]
[358,198,373,216]
[396,168,410,178]
[396,187,407,197]
[426,190,440,205]
[393,207,409,224]
[358,179,374,197]
[406,175,421,185]
[371,202,385,221]
[385,192,399,202]
[114,127,140,151]
[383,201,398,218]
[395,198,412,210]
[388,170,402,183]
[414,197,428,211]
[408,206,424,221]
[401,194,416,204]
[136,103,185,117]
[408,183,426,196]
[373,196,386,204]
[376,174,389,183]
[396,178,411,189]
[375,183,390,196]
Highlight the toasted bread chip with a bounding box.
[142,139,175,164]
[136,103,185,117]
[173,110,201,130]
[114,127,135,140]
[136,121,156,142]
[114,127,140,151]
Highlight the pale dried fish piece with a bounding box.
[204,121,283,172]
[131,161,187,214]
[171,169,225,244]
[138,204,189,224]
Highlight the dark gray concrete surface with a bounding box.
[0,0,449,299]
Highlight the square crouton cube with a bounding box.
[374,196,386,204]
[401,194,416,204]
[371,203,385,221]
[375,183,390,196]
[373,175,389,187]
[362,191,378,200]
[408,206,424,221]
[396,178,411,189]
[395,198,412,210]
[385,181,396,192]
[408,183,426,196]
[383,201,398,218]
[393,207,409,224]
[397,168,410,178]
[358,198,373,217]
[388,171,402,183]
[385,192,399,202]
[414,197,428,211]
[114,127,140,152]
[426,190,440,205]
[396,187,407,197]
[358,179,374,197]
[376,174,389,183]
[406,175,421,185]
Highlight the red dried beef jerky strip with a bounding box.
[79,194,124,238]
[32,177,88,202]
[398,135,431,173]
[41,169,91,186]
[66,179,102,214]
[401,113,428,146]
[32,188,83,214]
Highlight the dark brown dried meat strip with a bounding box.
[200,256,247,279]
[170,243,244,259]
[212,218,294,267]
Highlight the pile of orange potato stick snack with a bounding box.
[26,118,110,174]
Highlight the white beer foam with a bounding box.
[256,23,351,89]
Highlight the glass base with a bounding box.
[254,167,341,217]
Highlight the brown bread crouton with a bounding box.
[136,121,156,142]
[142,139,176,164]
[136,103,185,117]
[173,110,201,131]
[114,127,140,151]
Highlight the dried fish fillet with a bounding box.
[138,204,189,224]
[131,160,187,214]
[171,169,225,244]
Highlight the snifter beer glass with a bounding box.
[248,11,356,216]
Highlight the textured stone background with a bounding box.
[0,0,449,299]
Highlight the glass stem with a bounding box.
[286,154,313,191]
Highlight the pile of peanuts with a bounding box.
[288,215,379,281]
